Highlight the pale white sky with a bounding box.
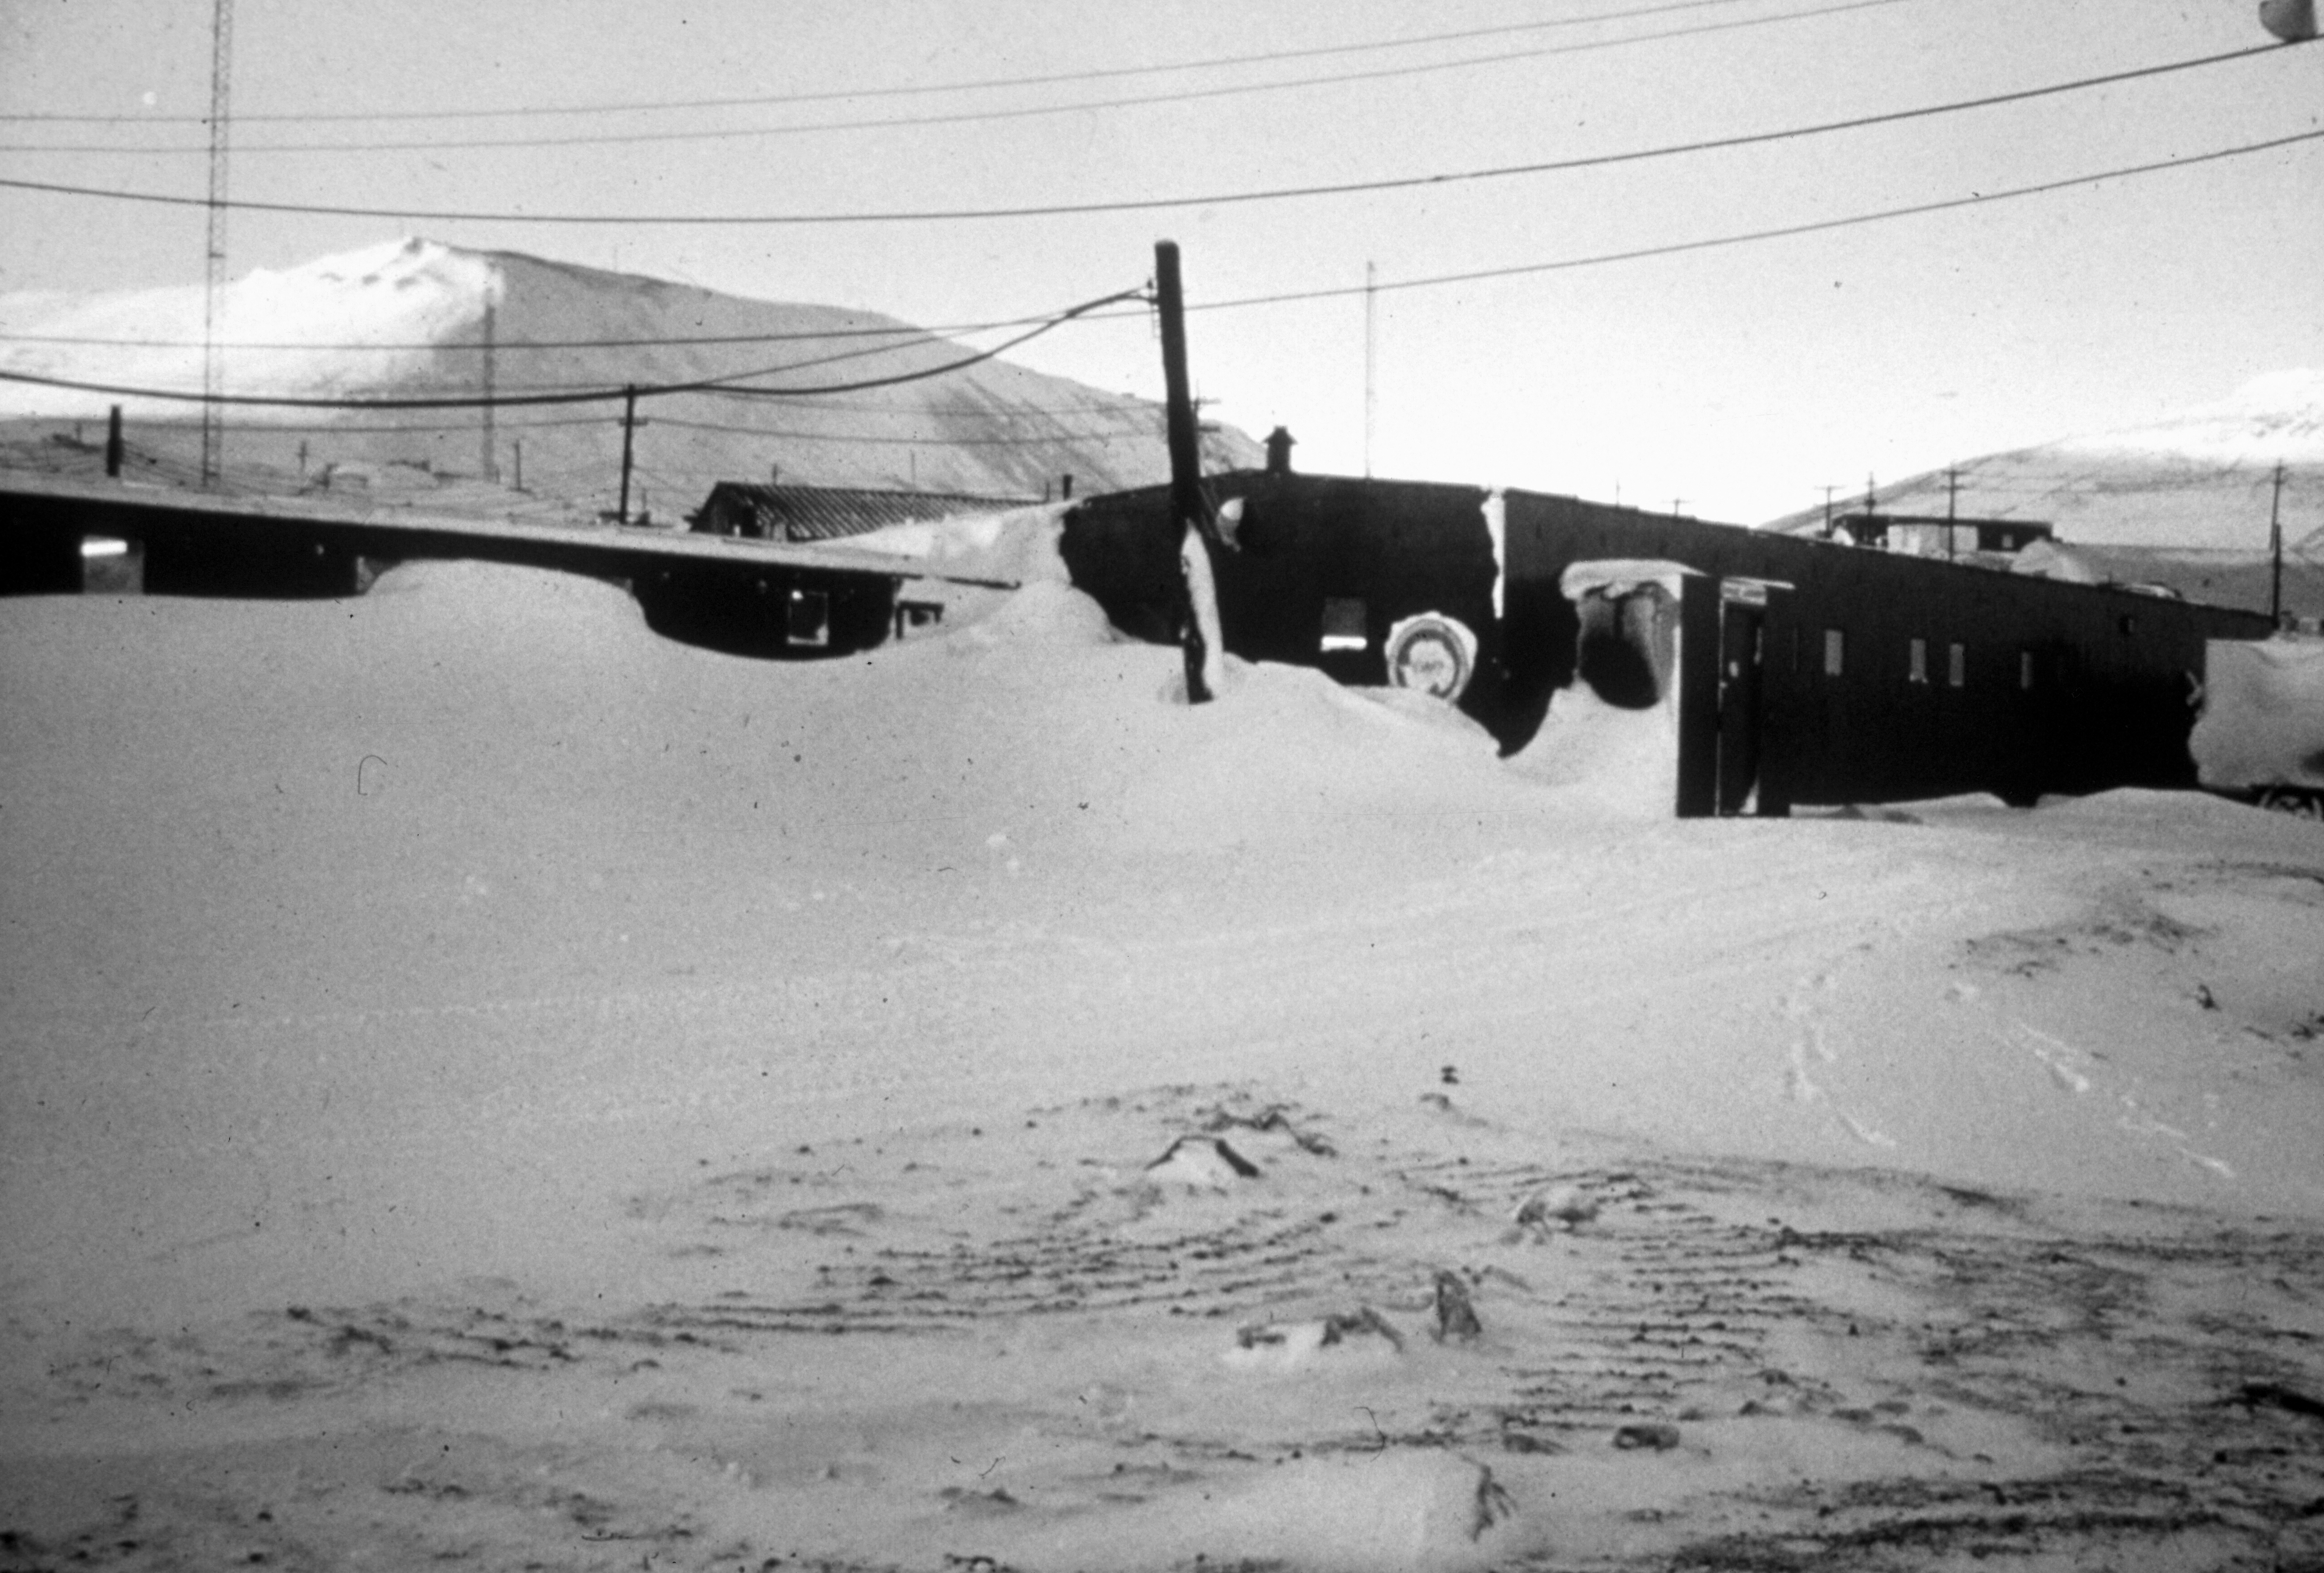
[2,0,2318,520]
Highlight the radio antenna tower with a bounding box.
[200,0,233,488]
[1362,260,1377,478]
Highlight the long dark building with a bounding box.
[1062,465,2275,815]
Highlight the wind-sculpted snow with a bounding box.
[6,1086,2321,1570]
[4,562,2322,1569]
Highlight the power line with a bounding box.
[0,0,1823,125]
[10,377,1163,419]
[647,413,1151,446]
[7,129,2313,419]
[3,0,1908,156]
[0,287,1143,409]
[171,412,626,434]
[1180,127,2324,313]
[1,40,2295,225]
[0,318,980,353]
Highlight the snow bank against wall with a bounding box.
[2193,635,2324,792]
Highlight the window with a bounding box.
[1948,642,1966,688]
[1908,638,1929,685]
[2020,651,2035,691]
[1321,597,1369,652]
[1823,628,1845,676]
[894,600,944,640]
[787,587,831,648]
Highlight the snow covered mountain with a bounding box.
[0,238,1259,515]
[1764,368,2324,555]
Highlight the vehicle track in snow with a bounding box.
[15,1082,2320,1571]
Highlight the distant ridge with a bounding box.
[1763,369,2323,555]
[0,237,1259,518]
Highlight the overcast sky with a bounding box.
[2,0,2317,521]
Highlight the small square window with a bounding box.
[1823,628,1845,676]
[1908,638,1929,685]
[894,599,944,640]
[1321,597,1369,652]
[1948,642,1966,688]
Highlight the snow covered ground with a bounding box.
[4,538,2322,1570]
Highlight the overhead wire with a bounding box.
[2,0,1910,156]
[1173,127,2324,314]
[0,39,2298,225]
[0,286,1145,409]
[159,400,1158,434]
[0,0,1837,125]
[0,318,1019,354]
[5,130,2314,414]
[647,413,1153,446]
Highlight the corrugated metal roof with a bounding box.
[690,482,1040,543]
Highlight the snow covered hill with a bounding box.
[1764,368,2324,556]
[0,237,1259,516]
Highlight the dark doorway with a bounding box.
[1716,593,1766,814]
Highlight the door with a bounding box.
[1716,597,1766,815]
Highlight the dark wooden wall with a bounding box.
[1499,492,2271,805]
[1063,474,2275,808]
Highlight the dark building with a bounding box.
[1062,469,2274,815]
[689,482,1039,543]
[1825,512,2054,557]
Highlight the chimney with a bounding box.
[1061,473,1074,500]
[1264,426,1296,476]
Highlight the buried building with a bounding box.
[1061,463,2276,816]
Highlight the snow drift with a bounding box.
[5,561,2323,1570]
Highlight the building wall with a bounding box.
[1064,473,1499,694]
[1064,474,2276,808]
[1499,492,2272,805]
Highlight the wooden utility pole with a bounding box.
[1946,466,1960,561]
[2269,460,2287,625]
[1154,240,1224,703]
[617,386,640,525]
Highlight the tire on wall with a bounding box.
[1384,612,1479,702]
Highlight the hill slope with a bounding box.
[1764,369,2321,551]
[1761,369,2324,617]
[0,238,1259,519]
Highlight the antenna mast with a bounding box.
[200,0,233,488]
[1362,261,1377,478]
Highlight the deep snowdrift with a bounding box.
[4,561,2321,1569]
